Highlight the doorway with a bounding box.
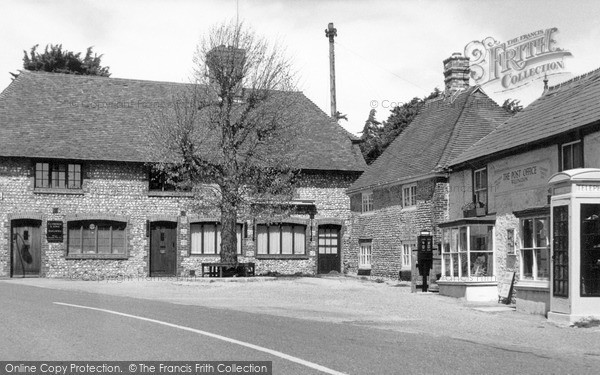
[317,225,341,274]
[11,219,42,277]
[149,221,177,276]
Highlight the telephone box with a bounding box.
[548,169,600,323]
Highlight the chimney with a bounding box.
[206,45,246,92]
[443,52,470,94]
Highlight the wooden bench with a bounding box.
[201,262,255,277]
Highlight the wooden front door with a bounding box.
[11,220,42,277]
[318,225,341,274]
[150,222,177,276]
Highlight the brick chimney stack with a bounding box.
[206,45,246,90]
[443,52,470,93]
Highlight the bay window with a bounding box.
[441,225,495,281]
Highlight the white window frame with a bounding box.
[441,225,495,281]
[402,184,417,207]
[402,243,414,268]
[519,217,550,282]
[359,241,372,269]
[473,167,488,208]
[361,191,373,213]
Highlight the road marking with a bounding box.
[54,302,347,375]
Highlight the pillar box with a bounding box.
[548,168,600,323]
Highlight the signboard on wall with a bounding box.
[492,160,550,195]
[46,221,64,243]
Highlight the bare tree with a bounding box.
[148,20,300,268]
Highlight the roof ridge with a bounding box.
[547,67,600,92]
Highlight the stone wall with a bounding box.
[0,157,358,278]
[346,177,449,279]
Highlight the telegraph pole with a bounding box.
[325,22,337,119]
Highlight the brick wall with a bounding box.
[0,157,359,278]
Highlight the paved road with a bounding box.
[1,281,599,374]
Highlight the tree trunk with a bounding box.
[220,193,238,267]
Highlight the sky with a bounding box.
[1,0,600,135]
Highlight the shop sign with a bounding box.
[493,160,550,195]
[46,221,64,243]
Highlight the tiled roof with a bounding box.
[348,87,511,192]
[451,68,600,167]
[0,70,365,172]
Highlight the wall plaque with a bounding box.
[47,221,64,243]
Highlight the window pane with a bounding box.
[522,249,534,279]
[256,225,268,254]
[51,163,67,189]
[97,224,112,253]
[470,225,493,251]
[460,253,468,277]
[35,163,49,188]
[203,224,217,254]
[111,224,126,254]
[190,224,202,254]
[68,164,81,189]
[535,248,550,280]
[573,142,583,168]
[470,252,493,276]
[451,254,459,276]
[294,225,306,254]
[459,228,467,252]
[236,224,243,255]
[442,230,450,253]
[268,226,280,254]
[68,226,82,254]
[443,254,451,276]
[535,218,549,248]
[281,225,293,254]
[523,219,533,248]
[563,144,573,170]
[216,224,222,254]
[82,226,96,253]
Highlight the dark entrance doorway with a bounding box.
[11,219,42,277]
[150,221,177,277]
[317,225,341,274]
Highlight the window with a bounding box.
[361,192,373,213]
[474,168,488,208]
[68,220,126,255]
[402,243,414,267]
[359,241,372,269]
[402,184,417,207]
[190,223,242,255]
[441,225,494,280]
[580,204,600,296]
[560,140,583,171]
[520,217,549,281]
[256,223,306,255]
[35,162,82,189]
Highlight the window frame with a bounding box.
[189,222,243,256]
[66,220,128,259]
[519,216,550,282]
[473,167,488,209]
[359,241,372,269]
[402,184,417,208]
[441,224,495,281]
[34,160,82,190]
[361,191,374,213]
[559,139,583,171]
[256,223,307,257]
[402,243,414,268]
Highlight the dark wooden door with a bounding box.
[11,220,42,277]
[318,225,341,274]
[150,222,177,276]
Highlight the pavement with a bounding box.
[2,275,600,359]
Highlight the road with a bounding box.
[1,281,599,374]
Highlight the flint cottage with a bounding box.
[0,70,365,279]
